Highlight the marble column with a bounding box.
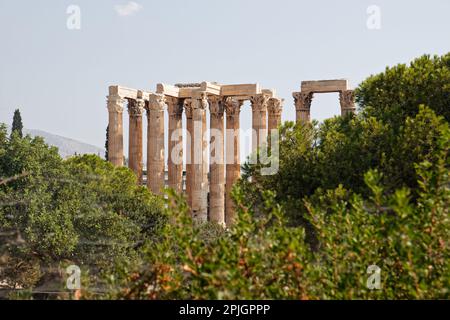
[128,98,145,183]
[184,99,193,208]
[191,92,208,221]
[267,98,283,132]
[166,97,184,193]
[250,94,269,154]
[339,90,356,116]
[209,96,225,225]
[147,94,166,195]
[225,97,243,226]
[293,92,313,124]
[267,98,283,152]
[107,94,125,167]
[202,107,208,206]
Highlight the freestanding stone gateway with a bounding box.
[293,79,356,123]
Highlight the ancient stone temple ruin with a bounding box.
[106,80,355,227]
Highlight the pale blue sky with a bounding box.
[0,0,449,156]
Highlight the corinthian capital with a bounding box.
[148,94,166,111]
[224,97,243,117]
[293,92,314,111]
[166,96,184,116]
[192,91,208,110]
[339,90,355,110]
[208,96,224,117]
[250,94,269,112]
[107,95,125,113]
[184,99,193,119]
[127,98,145,117]
[267,98,284,116]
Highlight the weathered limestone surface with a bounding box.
[156,83,180,98]
[158,83,262,99]
[201,82,221,96]
[221,84,261,97]
[147,94,166,195]
[301,79,348,93]
[225,97,243,226]
[109,85,152,101]
[209,96,225,225]
[127,98,145,183]
[107,94,125,167]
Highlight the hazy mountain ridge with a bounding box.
[5,125,105,159]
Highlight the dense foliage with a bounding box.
[110,159,448,299]
[356,53,450,126]
[0,128,165,297]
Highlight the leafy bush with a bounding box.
[303,163,449,299]
[108,153,448,299]
[107,189,312,300]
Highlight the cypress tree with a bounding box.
[105,125,109,161]
[11,109,23,138]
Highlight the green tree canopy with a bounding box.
[355,53,450,128]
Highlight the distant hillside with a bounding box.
[6,125,105,159]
